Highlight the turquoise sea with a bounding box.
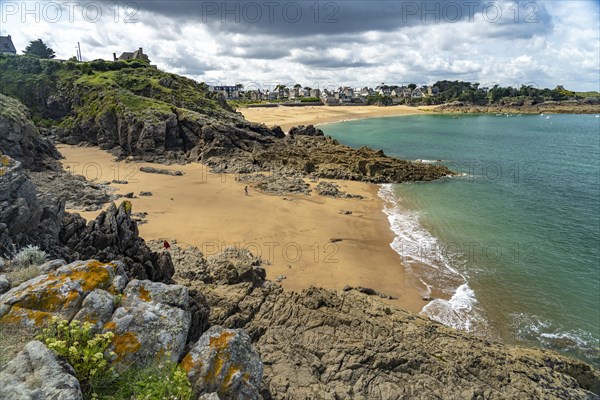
[321,114,600,366]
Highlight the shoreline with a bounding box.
[57,144,429,314]
[240,104,600,131]
[240,105,437,131]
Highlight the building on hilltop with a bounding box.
[113,47,150,63]
[0,35,17,54]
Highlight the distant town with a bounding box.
[2,34,597,109]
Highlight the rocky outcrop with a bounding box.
[140,166,184,176]
[0,157,173,280]
[0,156,66,259]
[60,201,174,282]
[0,93,61,172]
[315,181,364,199]
[288,124,324,137]
[1,57,452,183]
[0,257,260,400]
[167,243,600,400]
[0,340,83,400]
[436,101,600,115]
[182,326,263,400]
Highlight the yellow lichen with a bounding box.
[112,331,141,361]
[0,307,52,327]
[11,262,113,312]
[138,285,151,302]
[103,321,117,330]
[180,353,195,373]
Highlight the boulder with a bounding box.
[181,326,263,400]
[103,279,192,366]
[288,124,324,137]
[72,288,115,332]
[0,340,83,400]
[0,260,125,328]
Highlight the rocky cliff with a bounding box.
[0,55,451,183]
[0,93,172,281]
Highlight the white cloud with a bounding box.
[0,0,598,91]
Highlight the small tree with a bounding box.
[23,39,55,59]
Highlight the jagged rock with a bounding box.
[0,275,9,295]
[139,191,153,197]
[181,325,263,400]
[103,279,192,366]
[140,166,184,176]
[343,285,395,299]
[59,201,174,282]
[165,242,600,400]
[38,259,66,274]
[72,288,115,333]
[0,260,126,328]
[288,124,324,137]
[315,181,364,199]
[203,248,266,286]
[111,180,128,184]
[251,172,311,195]
[30,170,114,212]
[0,94,61,172]
[0,340,83,400]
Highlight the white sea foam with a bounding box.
[511,313,599,361]
[421,284,480,331]
[378,184,484,332]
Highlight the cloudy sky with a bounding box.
[1,0,598,91]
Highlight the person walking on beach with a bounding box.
[163,240,171,250]
[244,186,249,196]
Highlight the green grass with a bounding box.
[575,91,600,98]
[0,54,233,129]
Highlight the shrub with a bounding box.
[37,318,116,396]
[13,245,47,267]
[100,359,192,400]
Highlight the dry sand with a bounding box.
[241,105,437,131]
[58,144,428,313]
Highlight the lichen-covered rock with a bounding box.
[0,260,125,328]
[38,259,67,274]
[0,340,82,400]
[103,279,191,366]
[181,326,263,400]
[72,288,115,332]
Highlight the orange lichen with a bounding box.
[209,331,235,350]
[11,262,113,313]
[138,285,151,302]
[103,321,117,330]
[0,307,52,327]
[180,353,195,373]
[112,331,141,361]
[204,331,238,391]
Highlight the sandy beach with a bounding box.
[241,105,436,131]
[58,144,427,313]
